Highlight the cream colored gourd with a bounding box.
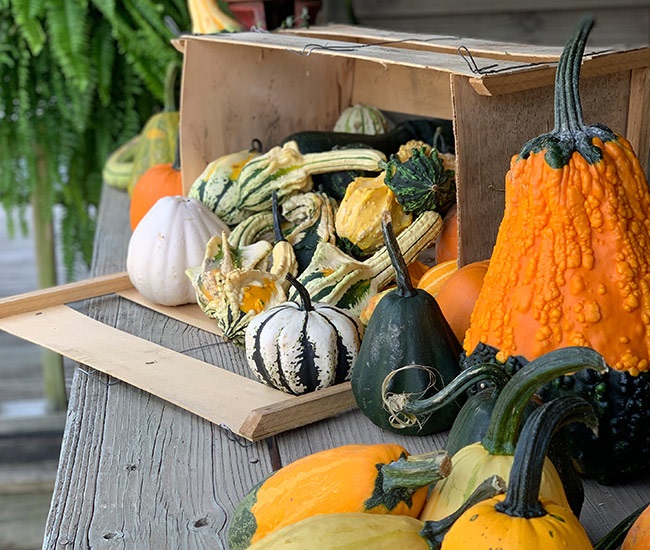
[127,196,229,306]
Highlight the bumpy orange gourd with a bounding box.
[464,17,650,375]
[622,504,650,550]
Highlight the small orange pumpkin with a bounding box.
[129,137,183,230]
[622,504,650,550]
[434,204,458,263]
[434,260,489,343]
[416,259,458,297]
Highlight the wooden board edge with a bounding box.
[470,48,650,97]
[0,272,133,319]
[0,282,358,442]
[239,382,357,440]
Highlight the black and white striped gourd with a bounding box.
[245,274,364,395]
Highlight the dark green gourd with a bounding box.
[350,212,462,435]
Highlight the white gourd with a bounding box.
[244,275,364,395]
[127,196,229,306]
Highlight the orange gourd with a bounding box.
[434,203,458,263]
[129,137,183,230]
[622,504,650,550]
[227,444,451,550]
[434,260,489,343]
[416,259,458,296]
[463,17,650,375]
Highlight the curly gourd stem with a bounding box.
[554,14,594,133]
[420,475,507,548]
[381,211,417,298]
[481,346,606,456]
[495,395,597,518]
[382,362,510,421]
[285,273,313,312]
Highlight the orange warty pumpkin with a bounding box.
[463,17,650,375]
[129,138,183,230]
[434,260,489,343]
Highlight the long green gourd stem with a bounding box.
[495,395,597,518]
[481,346,606,455]
[271,191,286,243]
[163,60,180,112]
[381,211,417,298]
[383,363,510,419]
[570,17,595,131]
[553,15,593,134]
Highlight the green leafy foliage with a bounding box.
[0,0,190,279]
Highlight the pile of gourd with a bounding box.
[124,97,464,397]
[114,11,650,547]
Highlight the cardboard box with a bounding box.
[175,26,650,264]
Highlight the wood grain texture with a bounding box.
[453,70,631,265]
[44,186,275,549]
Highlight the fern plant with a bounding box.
[0,0,190,280]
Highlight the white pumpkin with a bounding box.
[126,196,229,306]
[244,274,364,395]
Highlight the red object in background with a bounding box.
[226,0,322,30]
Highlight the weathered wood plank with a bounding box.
[44,185,276,549]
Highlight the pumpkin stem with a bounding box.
[285,273,313,311]
[381,362,510,429]
[381,211,417,298]
[481,346,606,455]
[420,475,507,548]
[380,450,452,493]
[495,395,597,518]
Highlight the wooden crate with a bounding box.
[175,25,650,265]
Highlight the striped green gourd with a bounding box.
[236,140,386,212]
[188,145,261,226]
[333,103,392,135]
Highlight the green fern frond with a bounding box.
[91,20,116,106]
[10,1,47,54]
[45,0,91,90]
